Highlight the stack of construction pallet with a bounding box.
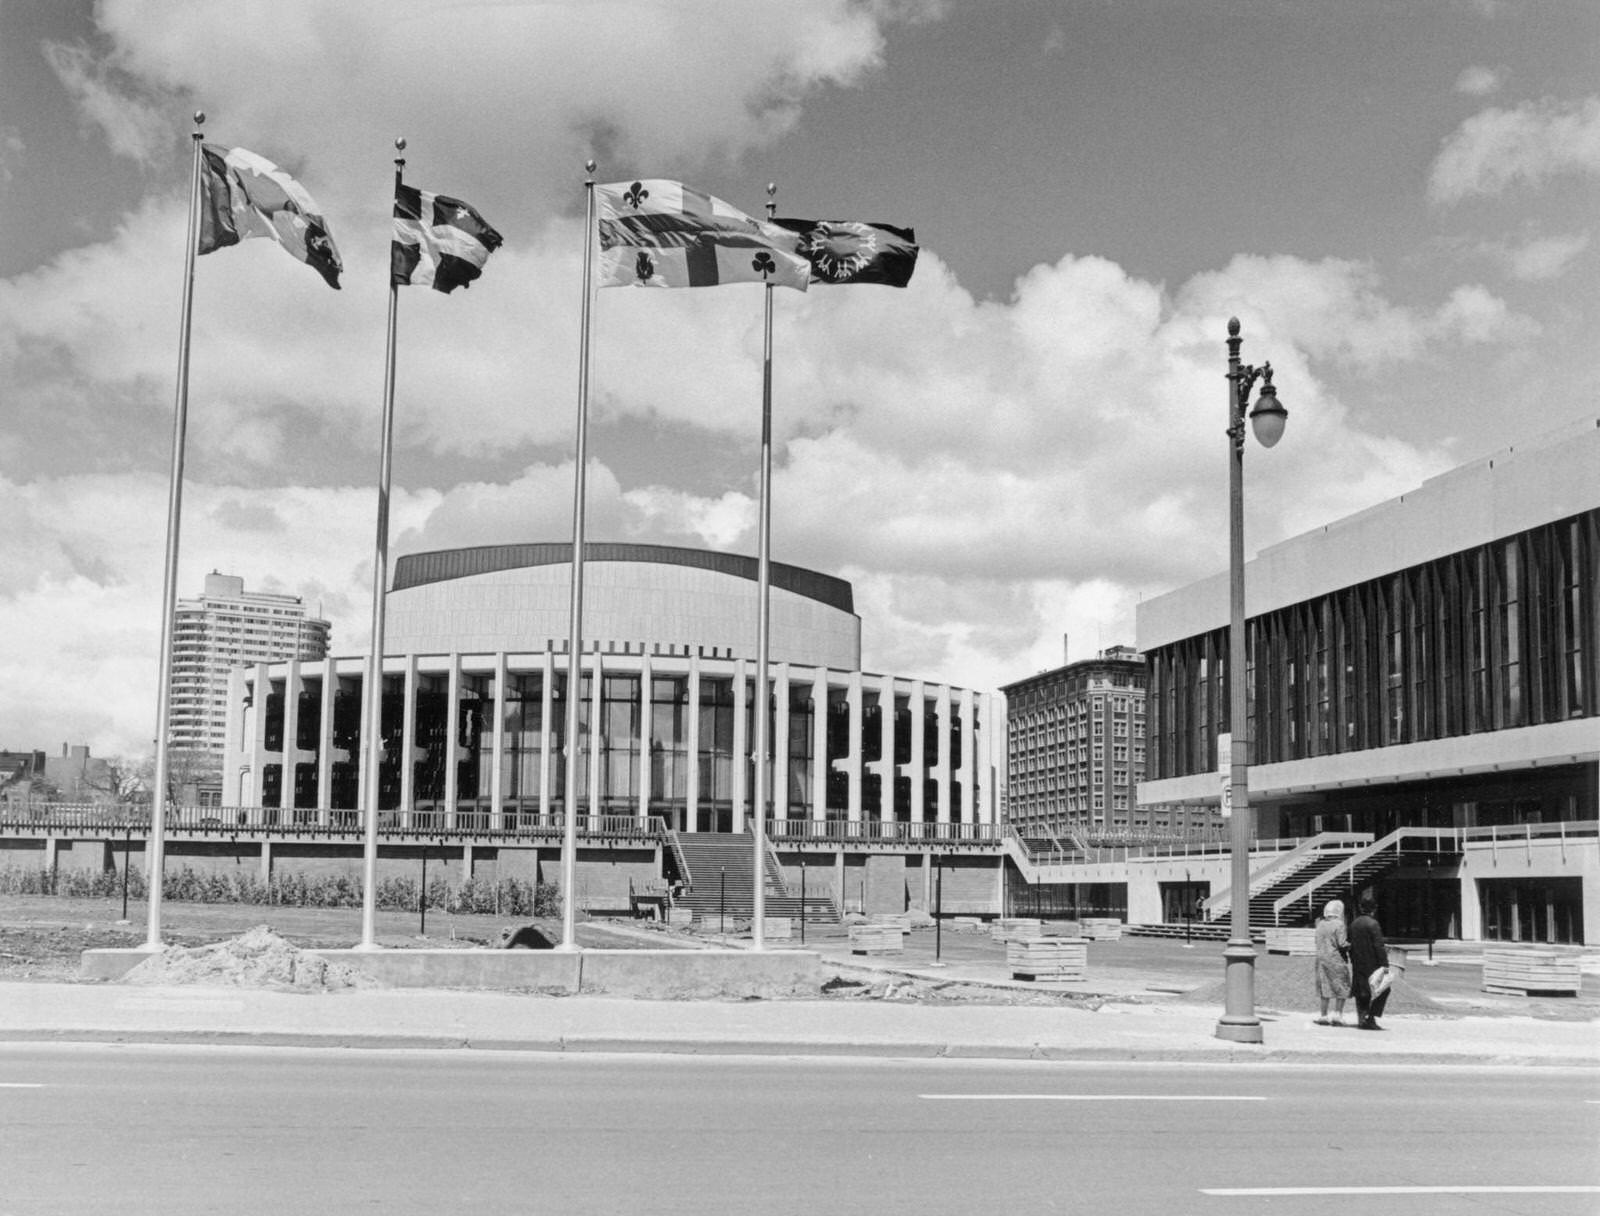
[1482,948,1581,996]
[1081,918,1124,941]
[848,923,905,955]
[1264,927,1317,955]
[1007,936,1087,981]
[991,917,1042,943]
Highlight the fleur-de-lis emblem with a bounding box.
[752,251,776,278]
[623,181,649,209]
[634,251,656,282]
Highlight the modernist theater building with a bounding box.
[218,543,1002,914]
[1134,417,1599,944]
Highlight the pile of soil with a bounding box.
[122,925,376,993]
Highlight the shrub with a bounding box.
[0,864,562,920]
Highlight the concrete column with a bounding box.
[539,651,554,819]
[847,671,863,824]
[355,657,372,817]
[223,667,248,806]
[462,842,475,881]
[588,649,603,819]
[835,849,846,913]
[1458,871,1482,941]
[260,839,272,887]
[935,686,952,825]
[638,653,653,823]
[732,657,749,832]
[909,680,926,826]
[443,654,461,831]
[685,656,702,831]
[879,674,895,827]
[811,670,828,823]
[400,656,418,828]
[250,662,271,814]
[317,659,336,824]
[44,836,57,877]
[490,651,507,830]
[282,659,301,818]
[774,664,791,827]
[960,688,976,825]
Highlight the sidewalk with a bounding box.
[2,928,1596,1067]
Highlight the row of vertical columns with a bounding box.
[232,654,990,831]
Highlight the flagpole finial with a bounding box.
[585,159,596,180]
[193,111,205,128]
[395,136,407,152]
[766,181,776,219]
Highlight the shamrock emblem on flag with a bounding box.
[623,182,649,209]
[752,251,776,278]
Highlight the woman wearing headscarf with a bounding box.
[1312,898,1351,1026]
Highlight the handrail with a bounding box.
[747,822,795,897]
[1270,827,1460,917]
[1204,832,1374,919]
[763,819,1004,845]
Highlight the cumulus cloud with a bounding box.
[1429,95,1600,203]
[1454,66,1504,97]
[0,0,1551,752]
[43,40,172,163]
[1479,230,1591,281]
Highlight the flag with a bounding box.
[197,144,342,288]
[771,218,918,287]
[596,179,809,291]
[392,185,503,293]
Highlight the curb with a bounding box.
[2,1027,1593,1068]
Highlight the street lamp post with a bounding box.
[1216,317,1287,1045]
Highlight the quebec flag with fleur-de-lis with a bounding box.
[596,179,810,291]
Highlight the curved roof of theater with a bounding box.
[392,542,853,613]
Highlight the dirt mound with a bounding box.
[122,925,376,992]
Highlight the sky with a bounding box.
[1,0,1597,759]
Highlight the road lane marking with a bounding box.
[1202,1187,1600,1196]
[921,1094,1265,1101]
[0,1083,44,1088]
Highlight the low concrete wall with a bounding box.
[81,947,823,998]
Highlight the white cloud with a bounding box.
[1454,66,1504,97]
[1429,95,1600,203]
[0,0,1556,748]
[1481,230,1591,281]
[42,41,171,163]
[0,471,439,754]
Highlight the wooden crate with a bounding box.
[1081,918,1124,941]
[1482,948,1581,996]
[991,917,1043,943]
[1265,927,1317,956]
[762,917,793,940]
[849,924,905,956]
[1007,938,1087,981]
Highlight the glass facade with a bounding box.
[1148,510,1599,780]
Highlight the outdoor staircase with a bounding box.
[667,831,838,925]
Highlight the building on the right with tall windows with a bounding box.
[1136,416,1598,945]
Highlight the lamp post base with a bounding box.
[1214,939,1264,1043]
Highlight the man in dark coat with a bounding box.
[1349,889,1390,1030]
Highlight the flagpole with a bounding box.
[357,136,407,951]
[750,183,782,949]
[146,111,207,951]
[560,161,598,952]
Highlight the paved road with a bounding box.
[3,1045,1596,1215]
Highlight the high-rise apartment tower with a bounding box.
[169,572,331,756]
